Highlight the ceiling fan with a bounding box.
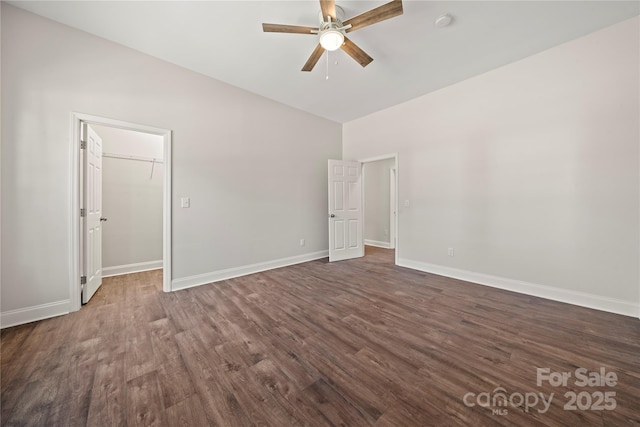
[262,0,403,72]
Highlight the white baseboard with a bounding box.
[1,300,70,329]
[172,250,329,291]
[364,239,391,249]
[397,258,639,318]
[103,260,163,277]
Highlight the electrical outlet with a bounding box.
[404,200,410,207]
[300,238,305,246]
[448,248,454,257]
[181,197,190,208]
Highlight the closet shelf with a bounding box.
[103,152,164,164]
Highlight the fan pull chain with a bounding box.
[326,50,329,80]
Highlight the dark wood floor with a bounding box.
[2,247,639,426]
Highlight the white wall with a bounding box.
[364,159,395,247]
[344,17,640,317]
[1,5,341,326]
[93,125,164,275]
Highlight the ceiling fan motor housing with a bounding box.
[318,5,346,25]
[316,5,351,50]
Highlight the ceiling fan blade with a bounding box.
[262,23,318,34]
[341,37,373,68]
[320,0,336,20]
[302,44,326,72]
[344,0,403,33]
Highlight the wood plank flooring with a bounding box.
[2,246,639,426]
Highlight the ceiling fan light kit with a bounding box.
[262,0,404,72]
[319,29,344,51]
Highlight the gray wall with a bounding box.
[1,4,341,324]
[344,17,640,316]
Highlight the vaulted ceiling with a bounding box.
[9,1,640,123]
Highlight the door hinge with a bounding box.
[80,208,86,217]
[80,276,87,285]
[80,122,87,149]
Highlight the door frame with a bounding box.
[69,112,172,312]
[389,167,397,250]
[358,153,399,265]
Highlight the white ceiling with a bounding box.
[9,1,640,123]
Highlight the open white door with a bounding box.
[82,124,104,303]
[328,160,363,262]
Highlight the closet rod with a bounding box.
[103,152,164,164]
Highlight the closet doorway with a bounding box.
[361,154,398,263]
[93,125,164,276]
[70,113,172,311]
